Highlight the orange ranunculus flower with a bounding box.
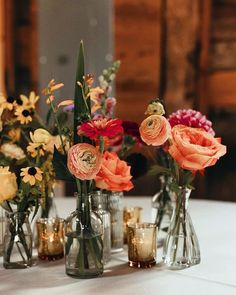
[139,115,171,146]
[95,151,134,192]
[67,143,102,180]
[168,125,227,172]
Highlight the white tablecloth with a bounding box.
[0,197,236,295]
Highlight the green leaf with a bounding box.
[74,41,85,144]
[148,164,173,176]
[46,108,53,126]
[52,147,74,181]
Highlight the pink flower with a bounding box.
[168,109,215,136]
[78,118,123,140]
[67,143,102,180]
[105,97,116,116]
[95,151,134,192]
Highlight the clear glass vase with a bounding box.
[91,190,111,264]
[151,176,173,247]
[3,211,33,269]
[163,188,201,269]
[0,206,5,256]
[108,192,124,253]
[65,193,103,278]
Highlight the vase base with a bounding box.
[3,261,32,269]
[163,257,201,270]
[128,259,156,269]
[66,269,103,279]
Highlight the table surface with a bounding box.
[0,196,236,295]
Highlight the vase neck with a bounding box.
[176,188,191,212]
[76,193,91,227]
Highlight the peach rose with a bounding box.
[67,143,102,180]
[168,125,226,171]
[139,115,171,146]
[95,151,134,192]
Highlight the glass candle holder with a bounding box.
[127,223,157,268]
[123,207,142,244]
[36,217,65,261]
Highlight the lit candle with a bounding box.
[127,223,157,268]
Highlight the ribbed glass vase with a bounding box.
[163,188,201,269]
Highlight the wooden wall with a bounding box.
[114,0,162,123]
[1,0,38,96]
[0,0,5,92]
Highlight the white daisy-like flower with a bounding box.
[1,143,25,160]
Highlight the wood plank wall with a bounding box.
[114,0,162,123]
[0,0,5,93]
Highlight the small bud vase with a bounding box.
[91,190,111,264]
[163,187,201,269]
[3,211,33,269]
[65,193,103,278]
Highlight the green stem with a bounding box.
[50,100,66,155]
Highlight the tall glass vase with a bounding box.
[3,211,32,269]
[65,193,103,278]
[163,188,200,269]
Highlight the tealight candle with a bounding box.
[127,223,157,268]
[36,217,65,261]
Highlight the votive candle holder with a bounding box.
[36,217,65,261]
[127,223,157,268]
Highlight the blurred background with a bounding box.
[0,0,235,201]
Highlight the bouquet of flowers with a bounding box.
[139,99,226,269]
[42,41,134,278]
[0,90,61,268]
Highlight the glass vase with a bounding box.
[163,188,201,269]
[65,193,103,278]
[91,190,111,264]
[108,192,124,253]
[3,211,32,269]
[151,176,173,247]
[0,206,5,256]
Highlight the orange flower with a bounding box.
[139,115,171,146]
[95,151,134,192]
[42,79,64,104]
[67,143,102,180]
[168,125,227,172]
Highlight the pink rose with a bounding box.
[95,151,134,192]
[67,143,102,180]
